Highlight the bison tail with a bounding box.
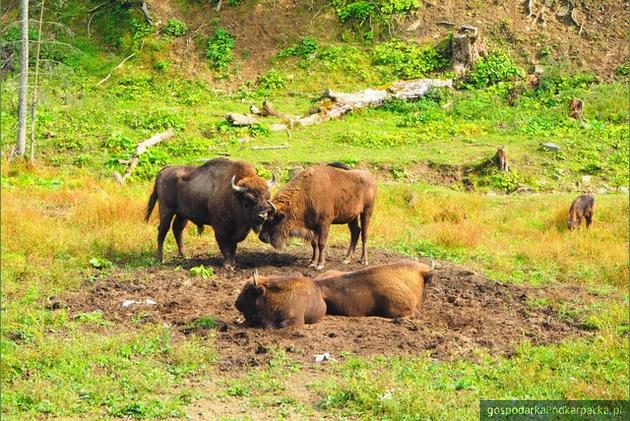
[144,183,158,223]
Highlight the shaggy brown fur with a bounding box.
[259,163,377,270]
[235,274,326,329]
[493,146,509,172]
[145,158,275,268]
[314,261,434,319]
[567,194,595,230]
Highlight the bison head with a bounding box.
[231,174,276,233]
[258,209,291,249]
[235,271,265,326]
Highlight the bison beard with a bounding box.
[144,158,276,268]
[259,163,377,270]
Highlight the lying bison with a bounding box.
[235,271,326,328]
[235,260,434,329]
[314,260,434,319]
[567,193,595,230]
[259,163,377,270]
[145,158,276,268]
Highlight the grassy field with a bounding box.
[1,1,629,419]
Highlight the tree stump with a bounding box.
[569,98,584,119]
[451,25,486,76]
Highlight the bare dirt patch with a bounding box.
[65,247,593,369]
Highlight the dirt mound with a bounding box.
[65,247,592,369]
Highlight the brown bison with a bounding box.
[314,260,434,319]
[234,260,434,329]
[235,271,326,328]
[259,163,377,270]
[567,194,595,230]
[144,158,276,268]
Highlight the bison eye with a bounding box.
[244,193,256,202]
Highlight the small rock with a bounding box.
[541,142,560,152]
[534,64,545,74]
[315,352,331,363]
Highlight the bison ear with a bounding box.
[255,284,266,296]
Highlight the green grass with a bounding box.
[1,2,628,418]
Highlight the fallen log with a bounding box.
[250,144,289,150]
[113,128,175,184]
[228,78,452,130]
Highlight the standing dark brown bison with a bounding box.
[314,260,434,319]
[259,163,377,270]
[235,271,326,328]
[144,158,276,268]
[567,194,595,230]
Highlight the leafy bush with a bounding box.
[163,18,188,36]
[190,265,214,279]
[333,0,419,35]
[257,70,286,90]
[464,51,525,88]
[154,59,170,71]
[372,40,449,80]
[120,109,185,131]
[278,37,319,59]
[206,27,235,71]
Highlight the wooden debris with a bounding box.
[451,25,486,76]
[96,53,135,87]
[569,98,584,119]
[251,144,289,151]
[225,113,259,126]
[113,129,175,184]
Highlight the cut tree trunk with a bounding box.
[113,129,175,183]
[451,25,485,77]
[228,78,453,130]
[569,98,583,119]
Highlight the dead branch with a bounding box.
[186,22,207,46]
[215,0,223,12]
[113,129,175,184]
[228,79,452,129]
[250,144,289,150]
[140,1,153,25]
[526,0,535,18]
[95,53,135,87]
[87,0,111,13]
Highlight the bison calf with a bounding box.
[567,194,595,230]
[235,271,326,329]
[314,260,434,319]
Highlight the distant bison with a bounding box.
[567,194,595,230]
[145,158,276,268]
[314,260,434,319]
[259,163,377,270]
[235,271,326,328]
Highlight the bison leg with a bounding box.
[315,224,330,271]
[215,232,237,270]
[308,240,319,268]
[343,218,361,264]
[585,212,593,228]
[359,206,373,265]
[172,215,188,258]
[156,208,175,263]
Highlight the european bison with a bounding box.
[259,163,377,270]
[314,260,434,319]
[145,158,276,268]
[235,271,326,328]
[567,194,595,230]
[234,260,434,328]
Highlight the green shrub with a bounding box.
[464,51,525,88]
[278,37,319,58]
[333,0,419,33]
[257,70,286,90]
[120,109,185,131]
[163,18,188,36]
[372,40,449,80]
[206,27,235,71]
[154,59,170,71]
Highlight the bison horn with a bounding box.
[253,269,259,286]
[268,200,277,215]
[231,175,248,193]
[428,258,435,270]
[267,173,277,189]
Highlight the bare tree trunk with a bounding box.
[29,0,45,165]
[16,0,29,157]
